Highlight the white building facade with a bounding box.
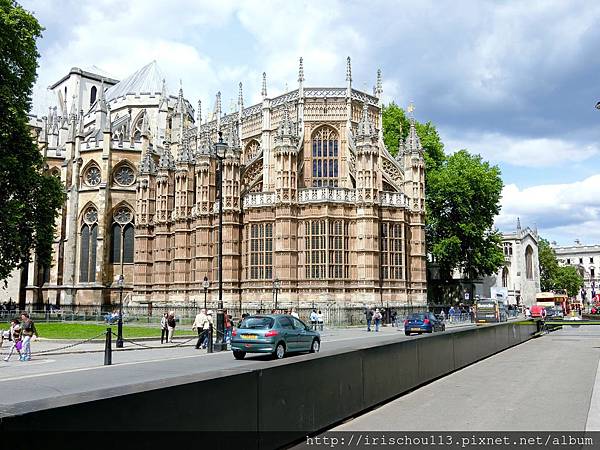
[553,240,599,302]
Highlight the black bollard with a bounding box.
[207,323,214,353]
[104,327,112,366]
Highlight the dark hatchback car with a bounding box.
[231,314,320,360]
[404,312,445,335]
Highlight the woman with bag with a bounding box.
[373,308,382,332]
[3,319,22,362]
[160,312,168,344]
[167,312,176,343]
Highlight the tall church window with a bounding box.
[525,245,533,280]
[328,220,349,279]
[304,219,348,279]
[80,206,98,282]
[90,86,97,106]
[311,127,339,187]
[381,223,403,280]
[502,267,509,288]
[110,206,134,264]
[248,223,273,279]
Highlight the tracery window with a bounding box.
[328,220,349,279]
[503,242,513,256]
[305,220,326,278]
[84,165,101,187]
[248,223,273,279]
[132,113,145,141]
[80,206,98,282]
[381,222,403,280]
[311,127,339,187]
[110,206,134,264]
[90,86,97,106]
[244,140,261,163]
[525,245,533,280]
[113,165,135,186]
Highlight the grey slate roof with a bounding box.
[105,61,166,101]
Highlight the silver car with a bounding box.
[230,314,321,360]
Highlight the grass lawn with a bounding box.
[17,322,168,340]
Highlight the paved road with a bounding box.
[326,325,600,432]
[0,323,474,414]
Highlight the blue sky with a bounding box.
[22,0,600,246]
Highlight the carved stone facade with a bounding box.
[20,59,427,309]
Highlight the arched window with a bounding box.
[110,206,134,264]
[502,267,509,287]
[525,245,533,280]
[311,127,339,187]
[80,206,98,282]
[90,86,97,106]
[244,140,261,163]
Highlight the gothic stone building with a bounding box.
[21,58,426,310]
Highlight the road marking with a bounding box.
[0,330,434,383]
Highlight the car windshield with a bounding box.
[239,317,274,330]
[408,314,427,320]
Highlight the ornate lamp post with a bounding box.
[116,274,124,348]
[273,278,281,311]
[203,276,210,311]
[213,132,227,351]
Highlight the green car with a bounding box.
[231,314,321,360]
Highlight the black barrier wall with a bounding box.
[0,321,539,449]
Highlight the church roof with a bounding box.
[105,61,166,101]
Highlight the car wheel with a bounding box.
[233,350,246,360]
[274,342,286,359]
[310,339,320,353]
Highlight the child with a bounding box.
[4,319,22,362]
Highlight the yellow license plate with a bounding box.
[241,334,257,340]
[411,328,420,332]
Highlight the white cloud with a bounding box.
[496,175,600,244]
[443,132,600,167]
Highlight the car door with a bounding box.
[278,316,298,351]
[292,317,312,351]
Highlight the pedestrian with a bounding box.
[3,319,21,362]
[192,309,208,349]
[203,310,214,348]
[224,310,232,343]
[167,311,176,343]
[309,309,318,330]
[365,306,374,332]
[391,310,398,327]
[373,308,382,332]
[290,307,299,319]
[525,307,531,318]
[317,310,324,331]
[440,309,446,322]
[449,306,456,323]
[160,312,168,344]
[20,312,37,361]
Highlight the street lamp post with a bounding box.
[214,132,227,351]
[116,274,124,348]
[273,278,281,311]
[203,276,210,311]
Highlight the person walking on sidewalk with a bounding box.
[20,312,37,361]
[309,309,318,331]
[167,311,176,343]
[192,309,208,349]
[365,306,374,332]
[3,319,21,362]
[160,312,169,344]
[317,310,324,331]
[373,308,382,332]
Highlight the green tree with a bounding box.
[553,266,583,298]
[538,238,559,292]
[426,150,505,279]
[0,0,65,283]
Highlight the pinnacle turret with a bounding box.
[261,72,267,99]
[158,142,175,170]
[356,101,375,139]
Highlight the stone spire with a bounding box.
[103,103,111,134]
[375,68,383,98]
[277,102,295,138]
[177,134,191,163]
[196,99,202,139]
[68,95,78,140]
[97,79,107,113]
[39,115,48,144]
[346,56,352,82]
[215,91,222,131]
[517,217,521,231]
[141,110,150,138]
[395,121,405,162]
[77,109,85,138]
[298,57,305,84]
[405,115,422,154]
[158,142,175,170]
[140,147,157,175]
[261,72,267,99]
[176,80,184,115]
[158,78,168,112]
[238,82,244,112]
[356,101,375,139]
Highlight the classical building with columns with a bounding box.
[18,58,427,310]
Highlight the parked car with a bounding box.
[545,306,563,319]
[230,314,320,360]
[404,312,445,336]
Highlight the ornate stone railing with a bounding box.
[242,191,276,209]
[298,187,356,204]
[380,191,407,208]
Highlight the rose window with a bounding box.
[85,166,101,186]
[114,207,132,224]
[84,207,98,224]
[114,166,135,186]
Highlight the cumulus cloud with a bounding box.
[496,175,600,244]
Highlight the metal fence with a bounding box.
[2,304,428,328]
